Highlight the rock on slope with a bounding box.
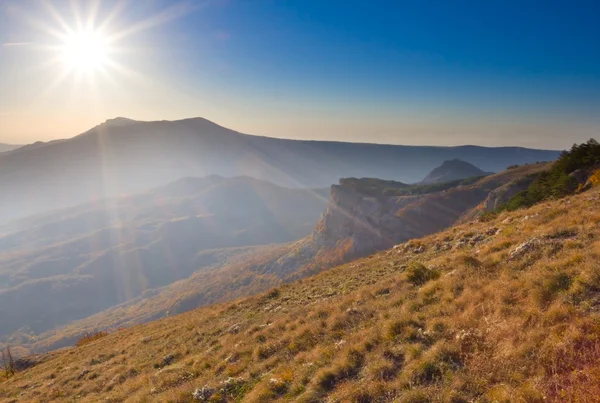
[2,179,600,402]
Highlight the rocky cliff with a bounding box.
[310,162,553,260]
[312,184,424,254]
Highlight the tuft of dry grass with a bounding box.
[75,331,110,348]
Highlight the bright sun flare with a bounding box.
[61,30,109,72]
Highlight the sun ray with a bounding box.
[85,0,102,31]
[69,0,84,32]
[15,0,197,107]
[96,0,127,33]
[40,0,74,35]
[106,2,198,43]
[102,59,154,86]
[17,9,70,41]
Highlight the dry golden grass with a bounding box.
[3,187,600,402]
[76,332,110,348]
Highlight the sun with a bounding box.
[22,1,192,87]
[60,30,109,73]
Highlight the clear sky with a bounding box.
[0,0,599,148]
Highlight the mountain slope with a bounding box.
[420,158,490,184]
[0,117,559,223]
[2,184,599,402]
[0,143,21,153]
[19,163,551,354]
[0,176,328,345]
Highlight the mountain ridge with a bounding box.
[69,116,566,149]
[0,117,560,223]
[0,143,21,153]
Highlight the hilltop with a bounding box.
[420,159,491,184]
[2,180,600,402]
[0,117,559,223]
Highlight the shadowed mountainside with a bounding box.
[0,176,328,345]
[0,117,559,223]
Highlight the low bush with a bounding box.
[406,262,440,286]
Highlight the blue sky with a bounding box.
[0,0,599,148]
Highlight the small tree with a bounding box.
[1,346,16,378]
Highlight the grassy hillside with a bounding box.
[2,184,600,402]
[11,163,551,356]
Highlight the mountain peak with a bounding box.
[103,117,138,126]
[421,159,490,184]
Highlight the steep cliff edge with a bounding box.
[310,162,553,260]
[313,183,424,254]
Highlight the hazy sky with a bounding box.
[1,0,599,148]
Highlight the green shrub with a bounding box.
[411,361,442,385]
[501,139,600,211]
[534,272,572,307]
[314,349,365,392]
[479,210,498,222]
[407,262,440,286]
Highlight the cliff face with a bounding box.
[246,163,555,286]
[312,181,486,257]
[311,163,553,260]
[313,184,424,254]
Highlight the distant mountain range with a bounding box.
[421,159,492,184]
[0,117,560,223]
[0,143,21,153]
